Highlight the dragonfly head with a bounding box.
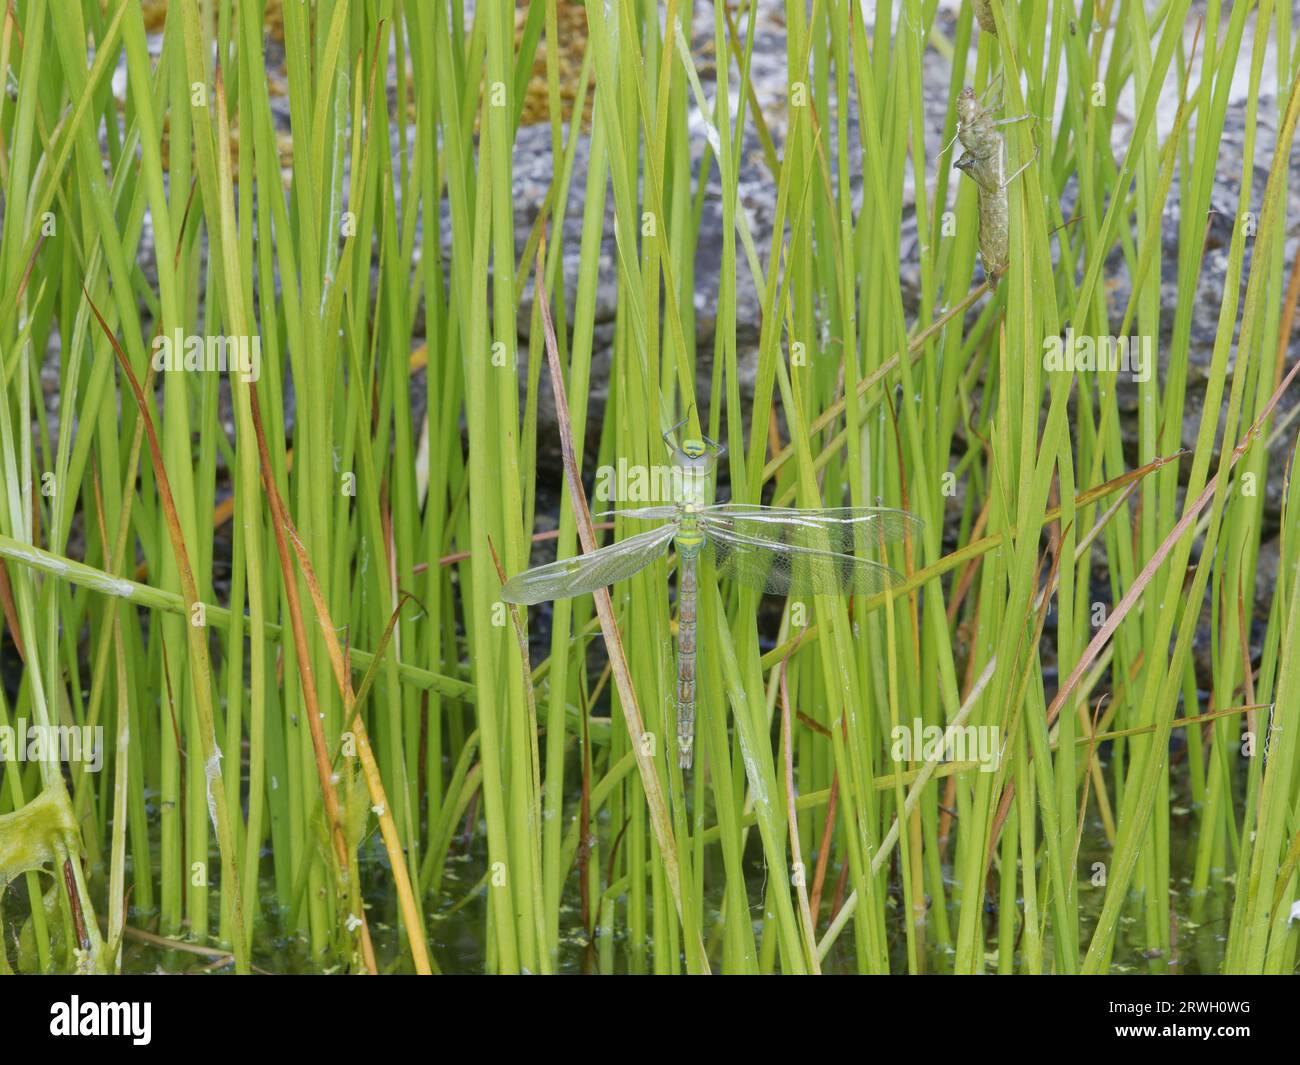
[670,437,721,478]
[663,417,724,463]
[666,431,723,465]
[664,435,720,509]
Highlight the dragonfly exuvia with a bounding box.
[502,424,922,769]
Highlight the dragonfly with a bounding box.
[502,424,922,769]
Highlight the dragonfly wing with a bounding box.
[501,523,677,604]
[592,505,680,521]
[706,525,905,597]
[701,503,922,554]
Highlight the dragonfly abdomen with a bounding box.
[675,535,701,769]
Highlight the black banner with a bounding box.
[0,974,1287,1051]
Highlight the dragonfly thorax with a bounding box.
[669,442,716,508]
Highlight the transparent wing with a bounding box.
[592,505,680,521]
[706,525,906,597]
[699,503,921,555]
[501,522,677,604]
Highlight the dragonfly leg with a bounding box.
[998,143,1040,188]
[978,72,1005,109]
[662,417,688,454]
[993,111,1034,128]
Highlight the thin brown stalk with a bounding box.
[531,239,706,967]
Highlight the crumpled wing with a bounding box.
[501,523,677,604]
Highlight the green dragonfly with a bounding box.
[502,425,922,769]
